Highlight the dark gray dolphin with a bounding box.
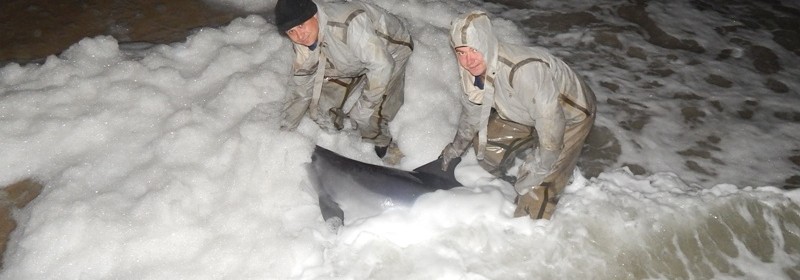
[307,145,462,225]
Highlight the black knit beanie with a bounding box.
[275,0,318,33]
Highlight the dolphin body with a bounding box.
[307,145,462,225]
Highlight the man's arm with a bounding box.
[281,45,320,130]
[345,14,395,126]
[514,63,566,194]
[441,96,482,169]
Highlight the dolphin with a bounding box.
[307,145,462,226]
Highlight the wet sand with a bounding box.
[0,180,43,268]
[0,0,246,64]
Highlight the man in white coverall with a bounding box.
[440,11,596,220]
[274,0,413,164]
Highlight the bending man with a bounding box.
[441,11,596,219]
[275,0,413,164]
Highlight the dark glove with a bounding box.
[440,143,462,171]
[329,108,346,130]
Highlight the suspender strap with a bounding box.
[484,75,494,85]
[328,9,413,50]
[499,55,591,118]
[327,10,366,42]
[499,56,551,85]
[327,78,350,88]
[309,51,327,121]
[377,32,414,50]
[559,95,592,118]
[535,185,549,219]
[534,182,554,219]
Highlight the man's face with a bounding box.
[455,46,486,77]
[286,14,319,47]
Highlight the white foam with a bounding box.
[1,0,798,279]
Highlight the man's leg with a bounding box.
[513,113,595,220]
[362,49,411,163]
[476,111,535,181]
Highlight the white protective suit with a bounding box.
[446,11,596,218]
[281,1,413,148]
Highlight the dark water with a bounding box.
[484,0,800,188]
[0,0,243,64]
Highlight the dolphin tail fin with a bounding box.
[319,192,344,228]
